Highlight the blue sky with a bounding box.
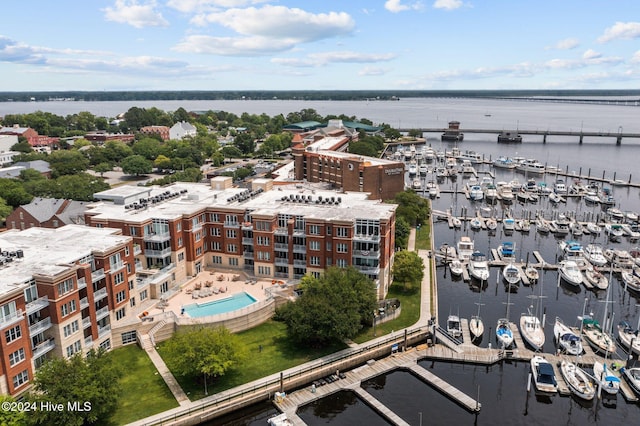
[1,0,639,91]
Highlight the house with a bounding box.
[0,160,51,179]
[84,131,135,144]
[0,135,19,152]
[0,124,38,140]
[169,121,197,140]
[139,126,170,141]
[6,198,88,230]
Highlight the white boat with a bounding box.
[625,211,639,222]
[584,191,600,204]
[583,266,609,290]
[559,360,596,401]
[520,308,545,351]
[469,315,484,340]
[408,163,417,175]
[468,252,490,281]
[604,223,624,241]
[458,150,483,163]
[606,207,624,221]
[451,217,462,228]
[426,181,438,198]
[581,316,617,356]
[484,184,498,202]
[535,217,550,234]
[585,222,602,234]
[584,244,607,266]
[449,259,464,276]
[548,192,565,204]
[525,266,539,283]
[516,159,546,175]
[593,361,620,396]
[486,217,498,231]
[550,216,570,235]
[503,217,515,232]
[605,249,634,269]
[554,317,583,356]
[496,318,514,348]
[493,156,516,169]
[559,260,583,287]
[419,164,428,176]
[530,356,558,394]
[460,159,476,175]
[569,221,583,236]
[268,413,292,426]
[617,321,640,356]
[447,314,462,338]
[553,179,567,193]
[456,236,474,262]
[498,241,516,260]
[621,270,640,292]
[445,157,458,174]
[517,219,531,233]
[439,243,457,263]
[623,367,640,397]
[411,178,422,190]
[469,185,484,201]
[435,167,447,179]
[497,183,514,203]
[503,263,521,287]
[621,223,640,240]
[469,217,483,230]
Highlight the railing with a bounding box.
[80,297,89,309]
[192,222,202,232]
[143,232,171,243]
[95,306,109,321]
[353,250,380,258]
[274,258,289,266]
[82,316,92,329]
[274,243,288,251]
[144,247,172,258]
[0,310,24,330]
[275,272,289,279]
[293,245,306,253]
[110,261,125,273]
[133,244,142,255]
[243,252,254,259]
[77,277,87,290]
[98,324,111,337]
[353,234,381,242]
[91,268,105,283]
[26,296,49,315]
[29,317,52,336]
[242,237,254,245]
[274,227,288,235]
[93,288,108,302]
[293,259,307,266]
[223,221,240,228]
[32,339,55,359]
[84,335,93,347]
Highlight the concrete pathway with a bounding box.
[142,336,191,407]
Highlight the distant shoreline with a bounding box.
[0,89,639,103]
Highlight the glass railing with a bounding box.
[32,339,55,358]
[91,268,105,282]
[0,310,24,330]
[26,297,49,314]
[29,317,52,336]
[93,288,108,302]
[95,306,109,320]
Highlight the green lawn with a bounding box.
[415,221,431,250]
[108,345,179,425]
[157,320,345,401]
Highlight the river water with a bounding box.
[3,98,640,424]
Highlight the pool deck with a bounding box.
[146,270,276,318]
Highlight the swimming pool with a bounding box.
[184,292,258,318]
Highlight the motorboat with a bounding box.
[554,317,583,356]
[584,244,607,266]
[525,266,539,284]
[583,266,609,290]
[439,243,457,263]
[411,178,422,190]
[520,308,545,351]
[558,240,584,263]
[419,164,428,176]
[584,191,600,204]
[626,211,639,222]
[593,361,620,396]
[468,251,490,281]
[503,218,515,232]
[585,222,602,234]
[535,217,550,234]
[530,356,558,394]
[456,236,474,262]
[559,360,596,401]
[599,189,616,206]
[498,241,516,260]
[549,216,570,235]
[458,150,483,164]
[469,217,483,230]
[559,260,583,287]
[503,263,521,289]
[623,367,640,397]
[469,185,484,201]
[445,157,458,174]
[606,207,625,221]
[620,270,640,293]
[604,249,634,269]
[620,223,640,240]
[408,163,417,175]
[569,221,583,236]
[425,181,438,198]
[449,259,464,276]
[451,217,462,228]
[553,179,567,193]
[435,167,447,179]
[516,159,545,175]
[486,217,498,231]
[517,219,531,233]
[549,192,565,204]
[492,156,516,169]
[447,314,463,339]
[460,160,476,175]
[268,413,291,426]
[484,184,498,202]
[496,318,514,348]
[617,321,640,356]
[581,316,617,355]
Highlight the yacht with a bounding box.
[584,191,600,204]
[447,314,463,338]
[498,241,516,260]
[559,360,596,401]
[593,361,620,396]
[604,223,624,241]
[503,218,515,232]
[548,192,565,204]
[468,251,490,281]
[492,156,516,169]
[498,183,514,203]
[458,150,483,164]
[457,236,474,262]
[520,307,545,351]
[582,316,617,356]
[604,248,634,269]
[449,259,464,276]
[503,263,521,289]
[516,159,546,175]
[408,163,417,176]
[411,178,422,190]
[554,317,583,356]
[584,244,607,266]
[469,185,484,201]
[460,160,476,175]
[486,217,498,231]
[531,356,558,394]
[559,260,583,287]
[484,184,498,203]
[553,179,567,193]
[617,321,640,356]
[583,266,609,290]
[419,164,428,176]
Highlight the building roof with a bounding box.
[14,160,51,173]
[0,125,31,135]
[283,121,323,131]
[0,166,24,179]
[19,197,87,224]
[0,225,131,293]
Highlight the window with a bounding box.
[130,297,136,307]
[66,340,82,357]
[8,348,25,366]
[195,231,202,242]
[0,302,18,324]
[125,246,130,256]
[196,247,203,256]
[129,226,137,236]
[310,241,320,251]
[210,228,221,237]
[114,272,124,285]
[5,326,21,343]
[12,370,29,389]
[63,320,79,338]
[336,259,347,268]
[116,290,126,303]
[309,225,320,235]
[178,252,185,261]
[212,255,222,264]
[177,237,183,247]
[60,300,77,317]
[225,214,238,225]
[310,256,320,266]
[57,278,74,296]
[336,227,348,237]
[211,241,221,251]
[116,307,126,320]
[176,222,182,231]
[99,339,111,351]
[257,236,270,246]
[256,221,271,231]
[128,280,134,290]
[160,282,168,294]
[229,258,238,266]
[257,251,271,261]
[258,266,271,275]
[210,213,220,222]
[226,229,237,238]
[121,331,137,345]
[337,243,348,253]
[126,263,131,273]
[227,244,237,253]
[140,290,148,301]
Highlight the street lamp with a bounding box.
[373,311,377,337]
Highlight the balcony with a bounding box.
[293,229,306,236]
[144,247,172,258]
[32,339,55,359]
[354,265,380,275]
[274,227,288,235]
[275,272,289,279]
[26,296,49,315]
[353,249,380,259]
[29,317,52,336]
[84,335,93,347]
[293,259,307,266]
[241,222,253,230]
[353,234,381,242]
[293,245,306,253]
[274,243,288,251]
[95,306,110,321]
[133,244,142,255]
[192,222,202,232]
[274,258,289,266]
[110,261,125,273]
[0,310,24,330]
[80,297,89,309]
[77,277,87,290]
[143,232,171,243]
[91,268,105,283]
[243,251,254,259]
[242,237,254,245]
[82,317,92,329]
[93,288,108,302]
[223,221,240,228]
[98,324,111,338]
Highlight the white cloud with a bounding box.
[582,49,601,60]
[166,0,268,14]
[358,67,389,76]
[384,0,424,13]
[545,38,579,50]
[175,35,296,56]
[433,0,463,10]
[631,50,640,63]
[545,53,622,69]
[103,0,168,28]
[272,51,396,68]
[597,21,640,43]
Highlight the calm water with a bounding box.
[6,98,640,424]
[183,292,256,318]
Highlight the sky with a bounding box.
[1,0,639,91]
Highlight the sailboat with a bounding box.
[581,269,616,355]
[496,271,514,348]
[469,297,485,340]
[519,277,546,351]
[593,360,621,396]
[559,298,596,401]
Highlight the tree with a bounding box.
[392,250,424,292]
[0,179,33,207]
[162,327,247,394]
[276,267,377,346]
[27,348,121,426]
[348,141,378,157]
[0,395,26,425]
[391,190,430,226]
[10,140,33,153]
[221,145,243,160]
[153,154,172,172]
[47,150,89,177]
[233,132,255,155]
[121,155,153,176]
[132,137,162,160]
[0,197,12,222]
[394,216,411,250]
[93,162,113,177]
